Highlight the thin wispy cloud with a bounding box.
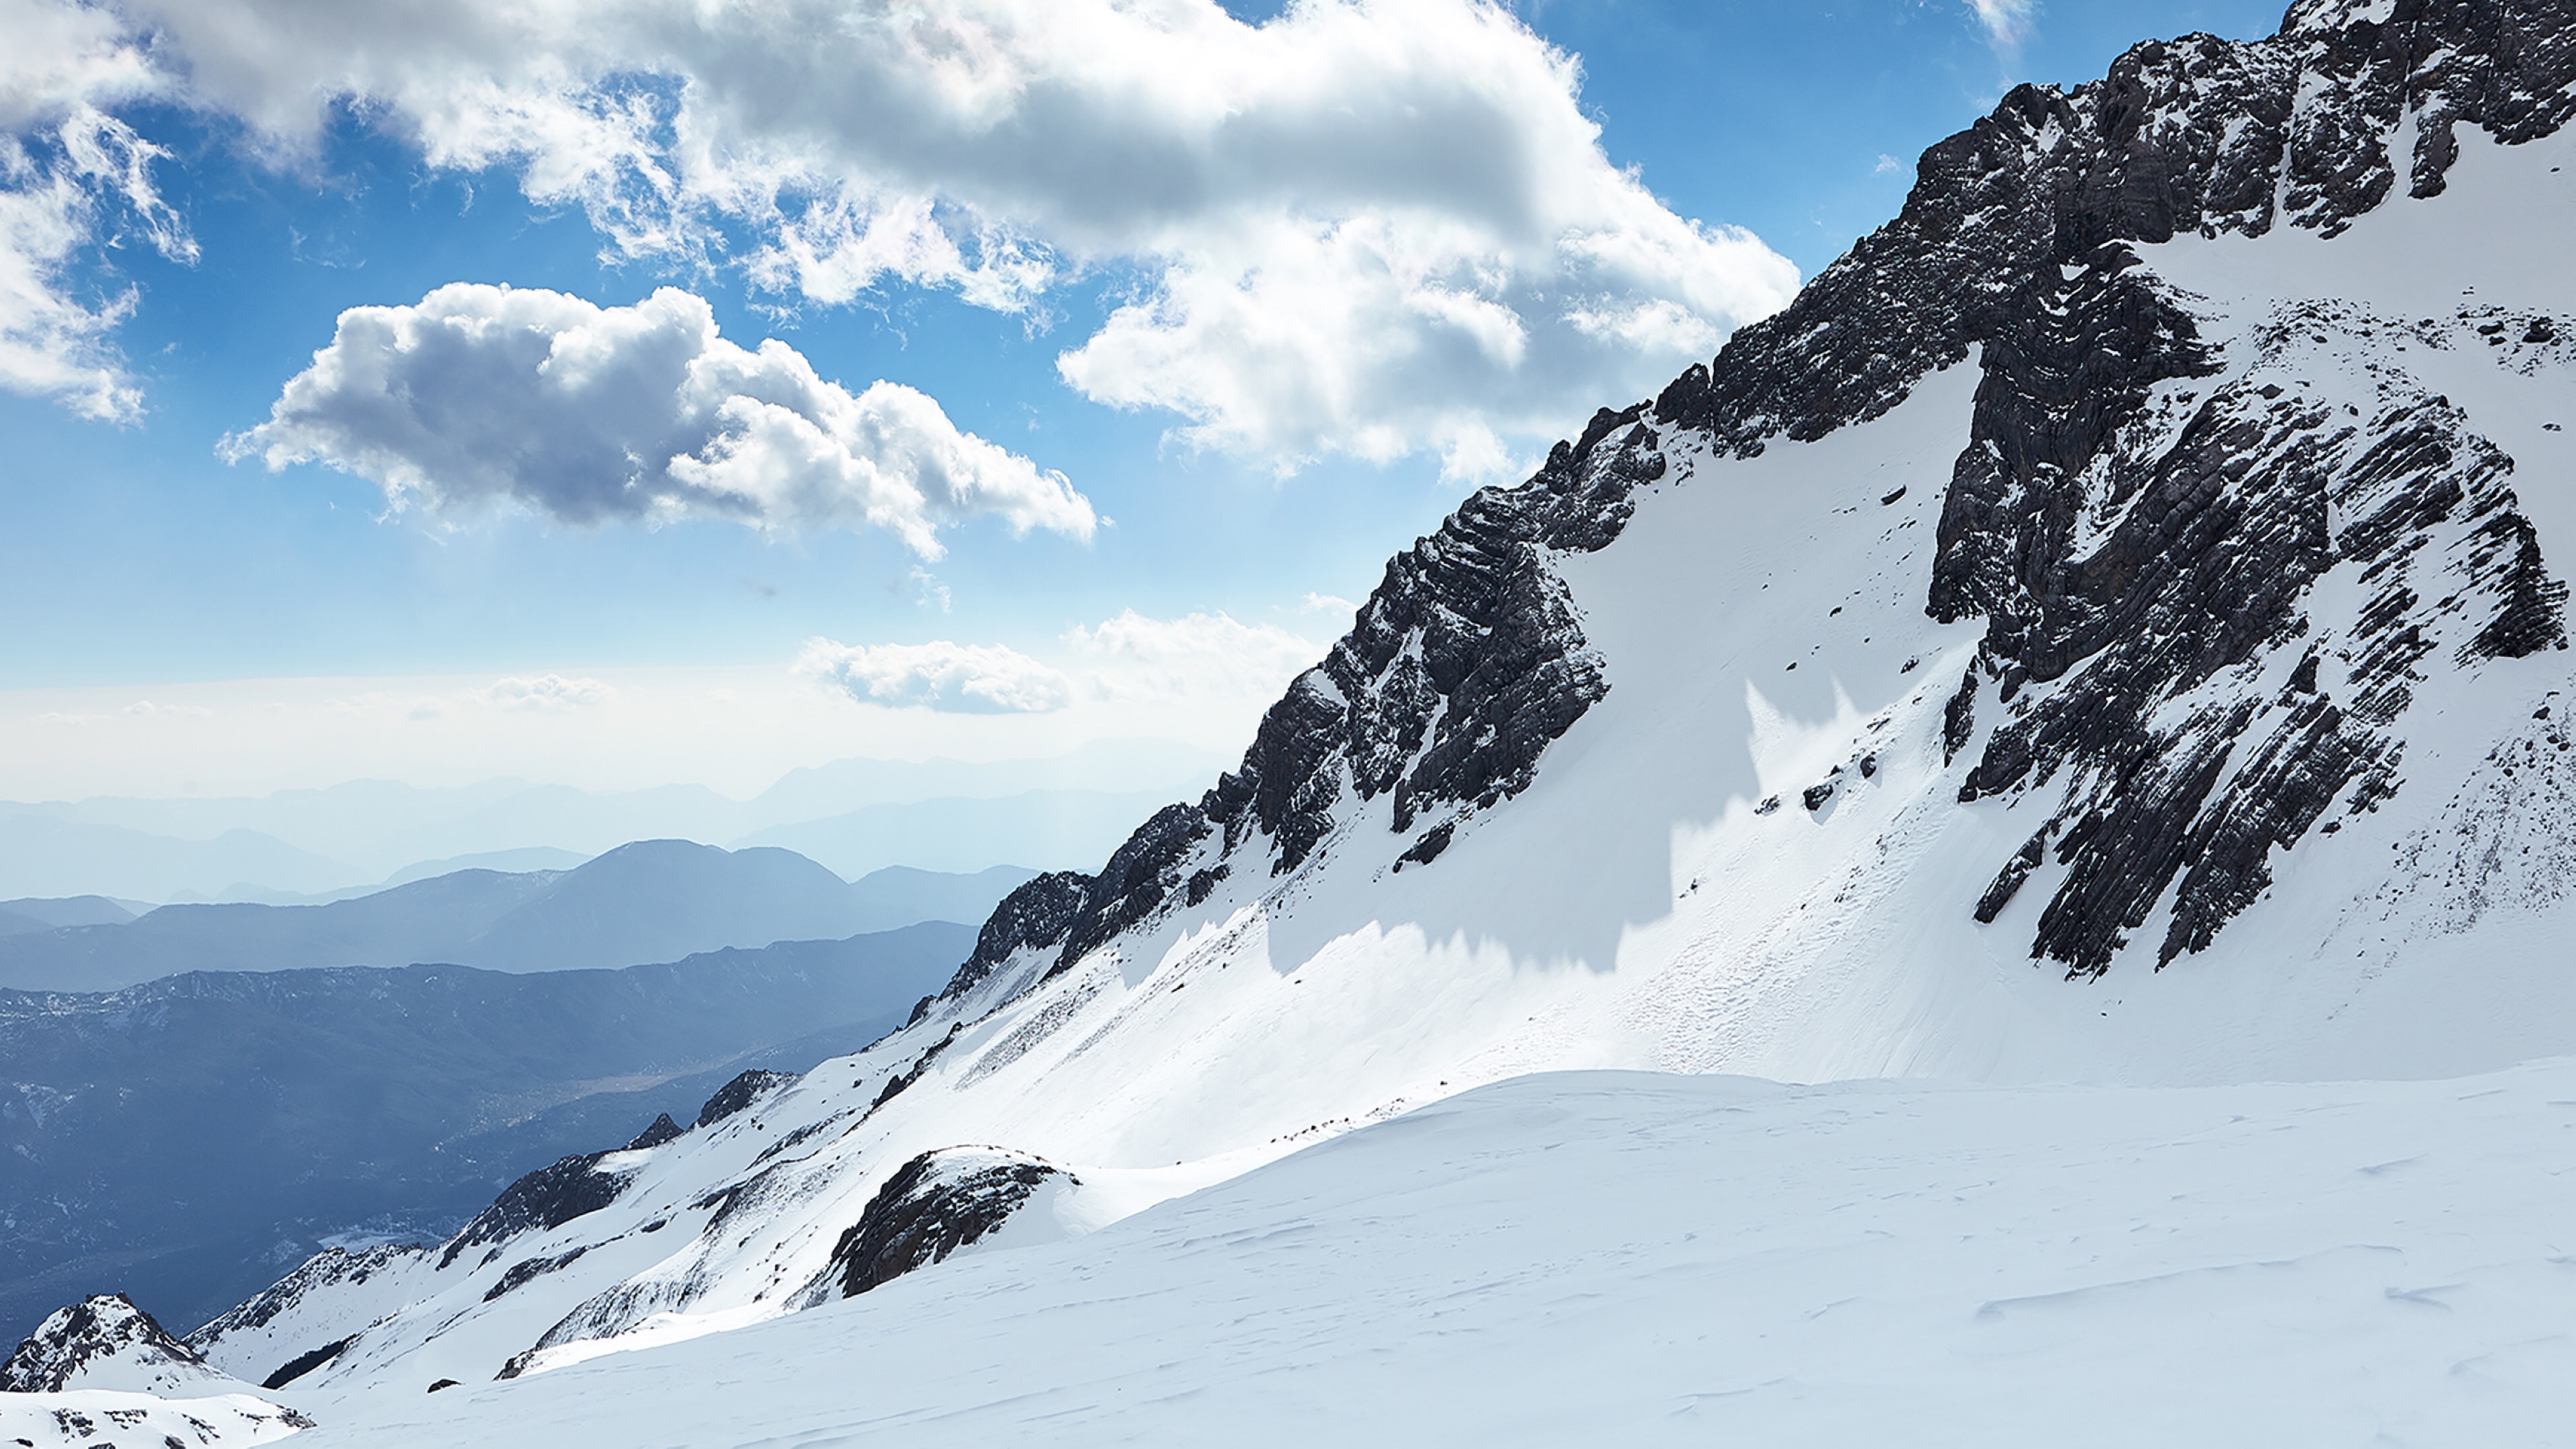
[1065,610,1320,704]
[478,675,614,712]
[798,639,1073,715]
[797,609,1322,719]
[1966,0,2039,52]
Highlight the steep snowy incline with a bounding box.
[158,0,2576,1408]
[298,1062,2576,1448]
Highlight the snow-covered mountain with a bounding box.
[3,1295,240,1396]
[13,0,2575,1439]
[0,1296,312,1448]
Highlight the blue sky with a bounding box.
[0,0,2284,798]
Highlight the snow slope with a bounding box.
[36,1,2576,1437]
[292,1062,2576,1448]
[186,101,2576,1408]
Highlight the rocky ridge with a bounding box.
[947,0,2576,989]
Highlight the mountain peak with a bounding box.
[1,1293,233,1396]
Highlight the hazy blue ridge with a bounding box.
[0,920,975,1342]
[0,844,1035,991]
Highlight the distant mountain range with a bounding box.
[214,848,596,907]
[0,921,974,1344]
[0,814,355,903]
[0,896,140,934]
[0,739,1222,901]
[0,843,1034,993]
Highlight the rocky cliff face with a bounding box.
[953,0,2576,989]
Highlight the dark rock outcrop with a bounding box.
[696,1069,794,1128]
[624,1113,684,1151]
[260,1334,352,1391]
[808,1148,1071,1299]
[437,1152,630,1269]
[482,1246,589,1303]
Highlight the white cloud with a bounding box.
[1066,608,1320,704]
[0,0,190,418]
[36,0,1796,472]
[0,0,163,128]
[0,158,135,418]
[0,105,192,419]
[222,283,1095,557]
[796,608,1321,719]
[798,637,1071,714]
[1966,0,2037,50]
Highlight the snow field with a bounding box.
[0,1389,310,1447]
[293,1062,2576,1448]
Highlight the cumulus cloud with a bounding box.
[21,0,1799,470]
[798,637,1071,714]
[223,283,1094,556]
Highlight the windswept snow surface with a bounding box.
[0,1391,309,1447]
[294,1065,2576,1448]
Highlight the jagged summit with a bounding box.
[34,0,2576,1432]
[948,0,2576,986]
